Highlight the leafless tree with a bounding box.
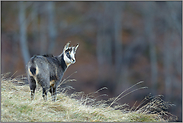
[19,1,30,66]
[113,2,123,73]
[47,2,57,53]
[39,3,48,54]
[163,2,181,100]
[144,2,158,94]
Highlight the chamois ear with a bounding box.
[75,43,79,52]
[64,41,71,51]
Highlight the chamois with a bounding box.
[27,42,79,101]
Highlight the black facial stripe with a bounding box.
[65,48,72,52]
[65,47,76,61]
[66,52,72,60]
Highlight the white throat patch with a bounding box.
[63,50,76,67]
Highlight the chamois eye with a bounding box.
[66,52,70,56]
[66,51,72,60]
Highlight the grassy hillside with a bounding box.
[1,73,177,122]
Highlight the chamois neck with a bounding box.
[58,53,67,72]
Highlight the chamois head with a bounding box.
[63,41,79,67]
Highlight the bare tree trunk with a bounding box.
[96,26,104,77]
[112,2,127,95]
[162,4,172,100]
[144,2,158,94]
[103,2,112,66]
[19,1,30,66]
[113,2,123,73]
[47,1,57,53]
[163,33,172,100]
[163,2,181,100]
[96,2,113,78]
[40,3,47,54]
[40,16,47,54]
[103,34,112,65]
[31,3,38,35]
[117,65,129,92]
[166,2,181,77]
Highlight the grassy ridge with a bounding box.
[1,73,175,122]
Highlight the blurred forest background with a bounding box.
[1,1,182,121]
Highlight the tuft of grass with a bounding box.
[1,73,177,122]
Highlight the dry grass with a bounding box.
[1,73,177,122]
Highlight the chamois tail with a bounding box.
[30,66,36,76]
[28,55,38,76]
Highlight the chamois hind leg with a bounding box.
[29,76,36,101]
[37,74,49,101]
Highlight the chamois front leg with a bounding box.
[50,86,57,101]
[42,87,48,101]
[52,86,57,101]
